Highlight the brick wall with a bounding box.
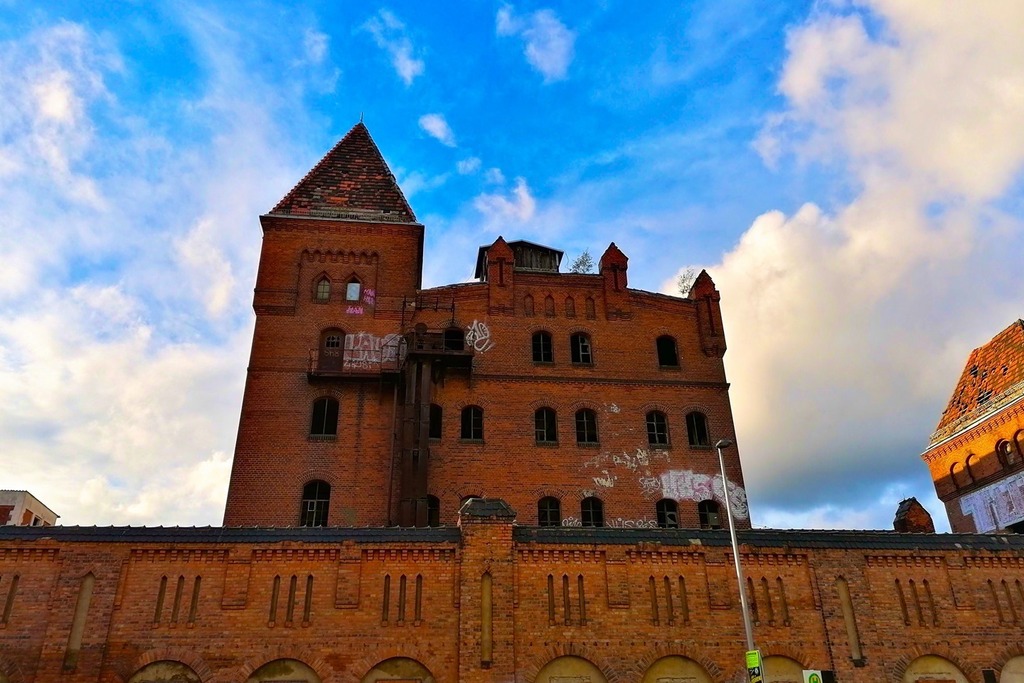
[1,522,1021,682]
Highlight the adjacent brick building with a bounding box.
[1,123,1022,683]
[923,320,1024,533]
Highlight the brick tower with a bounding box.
[224,122,749,530]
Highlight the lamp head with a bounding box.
[714,438,733,449]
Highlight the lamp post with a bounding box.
[715,438,756,656]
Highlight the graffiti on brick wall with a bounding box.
[346,305,364,315]
[592,470,617,488]
[960,468,1024,532]
[361,287,376,305]
[561,516,657,528]
[343,332,406,369]
[660,470,749,520]
[465,319,495,352]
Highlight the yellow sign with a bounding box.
[746,650,763,683]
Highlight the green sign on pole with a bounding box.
[746,650,763,683]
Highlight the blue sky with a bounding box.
[2,1,1023,530]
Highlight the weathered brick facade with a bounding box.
[923,320,1024,533]
[2,124,1022,682]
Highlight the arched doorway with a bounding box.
[1002,655,1024,682]
[641,655,713,683]
[248,659,321,683]
[129,661,201,683]
[535,655,607,682]
[764,655,804,683]
[361,656,435,682]
[902,655,968,683]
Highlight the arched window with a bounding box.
[570,333,593,364]
[318,329,344,373]
[575,409,598,444]
[426,495,440,527]
[656,335,678,367]
[656,499,678,528]
[949,462,960,490]
[997,439,1015,467]
[538,497,561,527]
[524,294,535,316]
[535,407,558,443]
[965,454,976,483]
[315,276,331,302]
[698,500,721,529]
[532,331,553,363]
[310,397,339,437]
[646,411,669,446]
[581,497,604,527]
[300,480,330,526]
[686,411,709,447]
[345,278,361,301]
[461,406,483,440]
[429,404,442,440]
[565,297,576,317]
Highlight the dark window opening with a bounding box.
[532,331,553,363]
[315,277,330,301]
[570,333,593,364]
[310,397,339,436]
[535,407,558,443]
[429,404,442,439]
[444,328,465,351]
[427,495,440,527]
[300,480,330,526]
[656,499,678,528]
[461,406,483,440]
[656,335,678,367]
[646,411,669,446]
[698,500,721,529]
[538,497,561,527]
[581,497,604,527]
[686,411,709,447]
[575,409,598,444]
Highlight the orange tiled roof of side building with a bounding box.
[932,319,1024,439]
[269,122,417,223]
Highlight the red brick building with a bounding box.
[923,320,1024,533]
[2,124,1024,683]
[223,122,743,533]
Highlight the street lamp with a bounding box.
[715,438,756,657]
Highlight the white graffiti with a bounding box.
[343,332,406,369]
[560,517,657,529]
[960,468,1024,532]
[639,476,661,498]
[608,403,620,413]
[583,448,669,473]
[593,470,617,488]
[465,319,495,352]
[660,470,749,520]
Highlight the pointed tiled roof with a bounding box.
[270,122,417,223]
[932,319,1024,440]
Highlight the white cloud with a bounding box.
[457,156,481,174]
[496,5,575,82]
[363,9,424,86]
[303,28,329,64]
[418,112,456,147]
[395,168,449,198]
[485,167,506,184]
[474,176,536,221]
[704,1,1024,528]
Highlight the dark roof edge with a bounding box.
[0,526,461,544]
[513,527,1024,551]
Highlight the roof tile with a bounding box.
[270,122,417,223]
